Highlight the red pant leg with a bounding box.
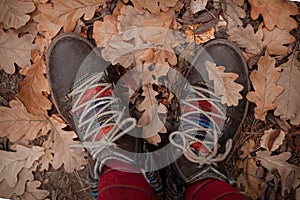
[98,160,155,200]
[184,178,245,200]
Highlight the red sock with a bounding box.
[184,178,245,200]
[98,160,155,200]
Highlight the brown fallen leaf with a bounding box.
[232,0,244,6]
[263,27,295,55]
[238,139,263,199]
[260,128,286,152]
[93,15,118,47]
[190,0,208,14]
[0,0,36,29]
[99,5,182,68]
[42,115,87,173]
[246,54,284,121]
[0,100,49,143]
[248,0,298,31]
[136,84,167,145]
[205,61,244,107]
[256,151,300,195]
[18,181,49,200]
[34,0,107,38]
[0,145,44,188]
[0,31,34,74]
[228,24,264,55]
[275,50,300,125]
[16,50,52,115]
[223,0,246,28]
[128,0,179,15]
[0,165,36,198]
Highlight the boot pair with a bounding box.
[46,33,249,199]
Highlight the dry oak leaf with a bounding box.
[263,27,295,56]
[227,24,263,55]
[205,61,244,106]
[18,181,49,200]
[42,115,87,173]
[246,55,284,121]
[0,145,44,188]
[0,0,36,29]
[16,50,52,115]
[274,50,300,125]
[93,15,118,47]
[190,0,208,14]
[223,0,246,28]
[0,31,34,74]
[256,151,300,195]
[0,165,37,198]
[136,84,167,145]
[260,128,286,152]
[248,0,298,31]
[0,100,49,143]
[34,0,107,38]
[128,0,178,15]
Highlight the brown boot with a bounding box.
[166,39,249,198]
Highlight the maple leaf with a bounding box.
[263,27,295,55]
[136,84,167,145]
[274,50,300,125]
[0,31,34,74]
[260,128,286,152]
[227,24,264,55]
[248,0,298,31]
[128,0,179,15]
[34,0,107,38]
[19,181,50,200]
[205,61,244,107]
[42,115,87,173]
[246,54,284,121]
[0,100,49,142]
[16,50,52,115]
[0,0,36,29]
[256,151,300,195]
[0,145,44,188]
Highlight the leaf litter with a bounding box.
[0,0,299,199]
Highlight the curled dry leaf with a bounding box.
[128,0,179,15]
[16,50,52,115]
[0,0,36,29]
[260,128,286,152]
[0,145,44,188]
[205,61,244,107]
[0,100,48,143]
[34,0,107,38]
[228,24,263,55]
[248,0,298,31]
[256,151,300,195]
[246,54,284,121]
[263,27,295,56]
[0,31,34,74]
[275,50,300,125]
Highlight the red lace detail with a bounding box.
[190,141,209,154]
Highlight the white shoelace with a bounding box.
[69,72,136,159]
[169,85,232,166]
